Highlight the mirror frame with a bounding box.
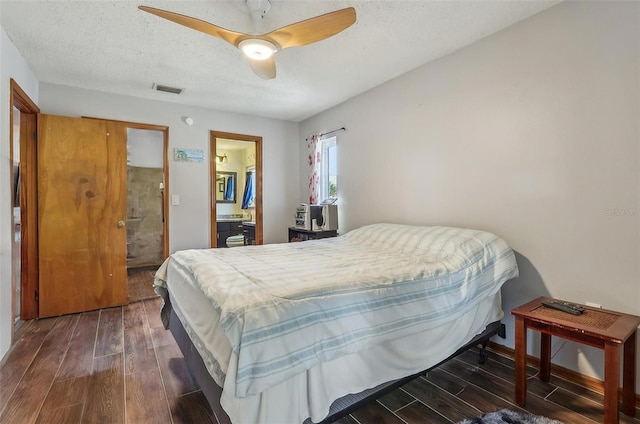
[216,171,237,204]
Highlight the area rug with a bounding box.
[457,409,563,424]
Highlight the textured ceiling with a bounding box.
[1,1,559,122]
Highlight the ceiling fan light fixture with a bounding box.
[139,5,356,78]
[238,39,277,60]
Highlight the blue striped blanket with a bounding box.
[156,223,518,398]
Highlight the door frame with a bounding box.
[210,131,263,247]
[10,79,40,324]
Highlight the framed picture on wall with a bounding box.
[174,148,204,163]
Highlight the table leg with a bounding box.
[604,342,620,424]
[622,331,636,417]
[515,316,527,406]
[540,332,551,382]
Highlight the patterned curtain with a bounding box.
[307,134,322,204]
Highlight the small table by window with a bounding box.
[288,227,337,242]
[511,297,640,424]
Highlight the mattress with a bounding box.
[156,223,519,423]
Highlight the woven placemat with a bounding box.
[533,306,619,330]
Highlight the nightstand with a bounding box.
[511,296,640,424]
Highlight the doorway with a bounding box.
[15,112,169,319]
[126,129,165,267]
[125,127,168,303]
[37,116,170,316]
[10,79,39,331]
[210,131,263,248]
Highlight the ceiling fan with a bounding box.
[139,1,356,80]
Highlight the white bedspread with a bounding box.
[155,223,519,400]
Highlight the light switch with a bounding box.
[171,194,180,205]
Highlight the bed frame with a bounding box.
[169,308,506,424]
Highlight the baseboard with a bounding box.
[486,341,640,408]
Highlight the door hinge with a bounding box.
[33,131,37,142]
[35,288,39,302]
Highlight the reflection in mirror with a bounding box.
[216,171,237,203]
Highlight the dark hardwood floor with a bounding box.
[127,266,160,304]
[1,299,639,424]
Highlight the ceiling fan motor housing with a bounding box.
[246,0,271,21]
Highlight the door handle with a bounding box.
[117,220,126,228]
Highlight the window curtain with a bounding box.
[307,134,322,204]
[241,171,255,209]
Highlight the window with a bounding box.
[320,136,337,201]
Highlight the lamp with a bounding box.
[238,39,278,60]
[216,154,228,163]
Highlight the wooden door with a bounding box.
[38,115,127,317]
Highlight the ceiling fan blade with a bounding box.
[264,7,356,49]
[139,6,246,47]
[248,57,276,80]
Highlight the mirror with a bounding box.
[216,171,237,203]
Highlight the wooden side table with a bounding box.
[511,297,640,424]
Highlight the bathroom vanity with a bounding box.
[243,222,256,245]
[216,219,244,248]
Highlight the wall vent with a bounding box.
[152,83,184,95]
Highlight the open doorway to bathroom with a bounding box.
[125,126,168,303]
[210,131,263,248]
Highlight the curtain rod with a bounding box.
[305,127,346,141]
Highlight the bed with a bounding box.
[154,223,519,423]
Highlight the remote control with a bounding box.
[541,300,584,315]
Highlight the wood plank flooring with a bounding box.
[2,299,639,424]
[127,267,159,304]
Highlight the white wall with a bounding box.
[0,27,39,360]
[127,128,164,168]
[300,1,640,388]
[38,83,300,252]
